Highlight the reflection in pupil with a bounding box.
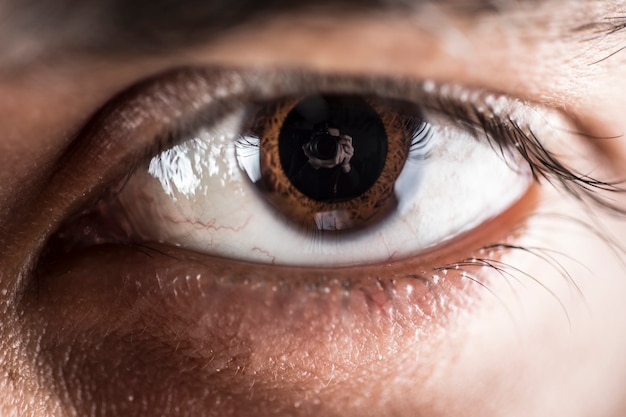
[307,132,338,161]
[279,95,388,202]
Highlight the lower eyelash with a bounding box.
[431,207,626,332]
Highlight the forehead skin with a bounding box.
[1,0,626,416]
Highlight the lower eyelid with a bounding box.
[29,189,536,357]
[22,180,539,417]
[33,179,540,327]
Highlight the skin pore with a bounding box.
[2,0,626,416]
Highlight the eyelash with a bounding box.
[408,122,433,159]
[44,68,625,312]
[414,88,625,313]
[429,94,626,216]
[122,69,618,219]
[235,104,434,157]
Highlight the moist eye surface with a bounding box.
[39,69,539,267]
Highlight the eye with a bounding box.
[50,71,538,267]
[29,67,621,417]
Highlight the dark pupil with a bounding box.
[278,95,388,202]
[309,133,338,161]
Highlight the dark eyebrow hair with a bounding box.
[0,0,516,61]
[0,0,621,68]
[83,0,418,53]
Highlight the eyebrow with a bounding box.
[0,0,526,59]
[0,0,621,67]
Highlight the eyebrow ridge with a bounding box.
[0,0,530,59]
[0,0,617,68]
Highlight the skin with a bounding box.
[2,1,626,416]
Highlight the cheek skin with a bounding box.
[423,189,626,417]
[23,189,538,417]
[23,183,626,417]
[24,251,453,416]
[26,247,452,416]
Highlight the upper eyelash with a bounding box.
[81,67,624,226]
[416,85,626,217]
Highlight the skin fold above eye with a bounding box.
[3,1,626,417]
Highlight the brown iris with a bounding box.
[237,94,423,231]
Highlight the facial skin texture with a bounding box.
[2,1,626,416]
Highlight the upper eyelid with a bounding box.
[215,70,625,217]
[45,68,603,196]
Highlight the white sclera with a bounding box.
[116,110,531,266]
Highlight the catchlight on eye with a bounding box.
[236,95,423,231]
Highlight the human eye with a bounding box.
[10,3,626,416]
[52,70,540,267]
[27,60,625,417]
